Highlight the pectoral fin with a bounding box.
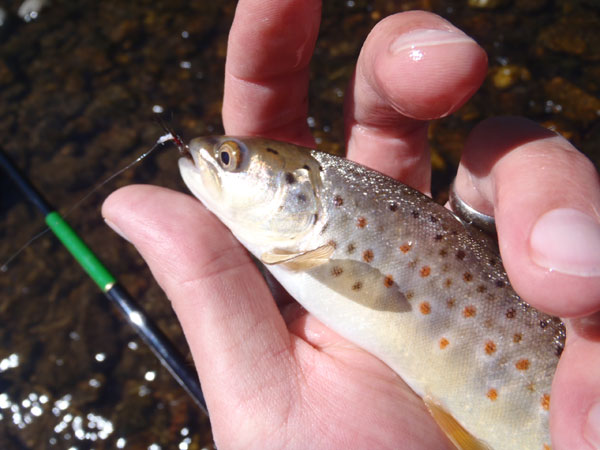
[261,243,334,270]
[424,397,492,450]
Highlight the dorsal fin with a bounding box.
[261,243,334,270]
[424,397,492,450]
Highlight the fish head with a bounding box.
[179,136,323,247]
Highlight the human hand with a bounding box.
[102,1,600,449]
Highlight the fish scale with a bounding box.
[178,136,565,450]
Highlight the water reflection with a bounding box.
[0,389,114,444]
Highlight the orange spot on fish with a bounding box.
[439,338,449,349]
[543,445,551,450]
[476,285,486,293]
[463,306,476,318]
[487,389,498,401]
[463,272,473,282]
[420,302,431,315]
[420,266,431,277]
[400,243,412,253]
[485,341,497,355]
[357,217,367,228]
[363,249,374,263]
[513,333,523,343]
[516,359,530,370]
[383,275,394,288]
[541,394,550,411]
[327,239,337,249]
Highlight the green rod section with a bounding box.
[45,211,116,292]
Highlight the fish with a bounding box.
[178,135,565,450]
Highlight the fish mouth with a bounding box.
[178,142,222,208]
[180,146,194,162]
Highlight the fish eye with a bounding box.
[216,141,242,171]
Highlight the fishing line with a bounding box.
[63,133,175,218]
[1,133,175,270]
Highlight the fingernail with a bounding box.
[104,218,130,243]
[530,208,600,277]
[389,28,475,55]
[585,402,600,449]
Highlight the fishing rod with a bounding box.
[0,146,208,416]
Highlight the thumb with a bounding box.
[102,185,301,445]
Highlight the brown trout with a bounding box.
[178,136,565,450]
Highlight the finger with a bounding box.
[101,186,302,432]
[345,11,487,191]
[454,116,600,317]
[223,0,321,145]
[551,316,600,450]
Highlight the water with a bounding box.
[0,0,598,448]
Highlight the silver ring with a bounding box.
[449,182,497,235]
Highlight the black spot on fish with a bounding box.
[411,210,420,218]
[495,280,505,288]
[506,308,516,319]
[456,250,466,260]
[351,281,363,291]
[430,215,438,223]
[334,195,344,207]
[555,345,564,357]
[296,193,307,203]
[266,147,279,155]
[347,243,356,254]
[434,234,443,241]
[284,172,296,184]
[388,202,398,212]
[540,320,548,329]
[302,164,311,171]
